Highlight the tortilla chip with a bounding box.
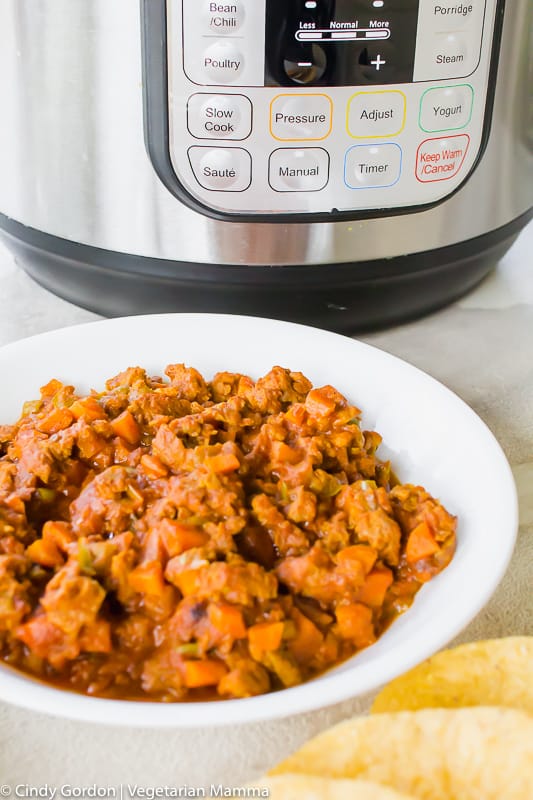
[371,637,533,714]
[247,775,416,799]
[270,707,533,800]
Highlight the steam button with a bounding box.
[203,1,245,34]
[203,41,244,83]
[188,147,252,191]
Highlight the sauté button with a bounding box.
[344,143,402,189]
[187,94,252,140]
[203,41,244,83]
[269,148,330,192]
[415,134,470,182]
[347,91,406,138]
[188,147,251,191]
[203,0,245,34]
[270,94,333,141]
[419,85,473,132]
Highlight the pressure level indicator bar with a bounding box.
[295,28,391,42]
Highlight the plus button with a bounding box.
[370,54,386,71]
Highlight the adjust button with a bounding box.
[188,147,251,191]
[203,0,245,34]
[202,41,244,83]
[187,94,252,140]
[270,94,333,141]
[269,148,330,192]
[419,85,473,132]
[344,144,402,189]
[347,91,406,139]
[415,134,470,182]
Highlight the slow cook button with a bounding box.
[203,41,244,83]
[416,134,470,182]
[344,143,402,189]
[203,0,245,34]
[419,84,473,132]
[269,148,330,192]
[188,146,251,191]
[347,91,406,139]
[187,93,252,140]
[270,94,333,141]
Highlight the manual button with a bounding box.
[269,148,330,192]
[188,147,251,191]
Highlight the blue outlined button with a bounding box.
[344,143,402,189]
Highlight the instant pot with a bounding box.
[0,0,531,331]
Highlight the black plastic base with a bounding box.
[0,210,531,333]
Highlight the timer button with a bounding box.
[203,1,245,34]
[344,143,402,189]
[188,147,251,191]
[203,41,244,83]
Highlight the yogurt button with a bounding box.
[419,85,473,132]
[269,148,330,192]
[188,147,251,191]
[203,41,244,83]
[187,94,252,140]
[203,1,245,34]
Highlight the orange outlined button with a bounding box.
[270,94,333,141]
[347,90,406,139]
[415,134,470,182]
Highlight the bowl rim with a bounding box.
[0,313,519,727]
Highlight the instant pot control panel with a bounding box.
[143,0,503,219]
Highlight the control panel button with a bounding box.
[202,41,244,83]
[269,148,330,192]
[415,134,470,182]
[203,1,245,34]
[429,1,478,28]
[188,147,252,191]
[187,94,252,140]
[344,143,402,189]
[419,85,473,132]
[270,94,333,141]
[347,91,406,138]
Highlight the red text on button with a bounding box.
[415,134,470,182]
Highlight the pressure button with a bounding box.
[270,94,333,141]
[188,147,251,191]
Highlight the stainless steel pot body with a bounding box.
[0,0,531,269]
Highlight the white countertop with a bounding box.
[0,225,532,789]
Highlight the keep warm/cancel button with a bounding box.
[416,134,470,182]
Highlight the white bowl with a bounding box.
[0,314,517,727]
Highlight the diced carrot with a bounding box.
[40,379,63,398]
[79,619,112,653]
[305,387,337,417]
[172,568,201,596]
[357,567,394,608]
[36,407,74,434]
[336,603,375,648]
[70,397,104,421]
[110,410,141,446]
[183,659,228,688]
[248,621,284,657]
[209,604,247,640]
[288,608,323,664]
[271,441,300,464]
[129,561,166,596]
[159,518,209,557]
[42,520,75,552]
[140,454,168,479]
[336,544,378,576]
[207,452,240,474]
[405,521,439,563]
[26,538,63,568]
